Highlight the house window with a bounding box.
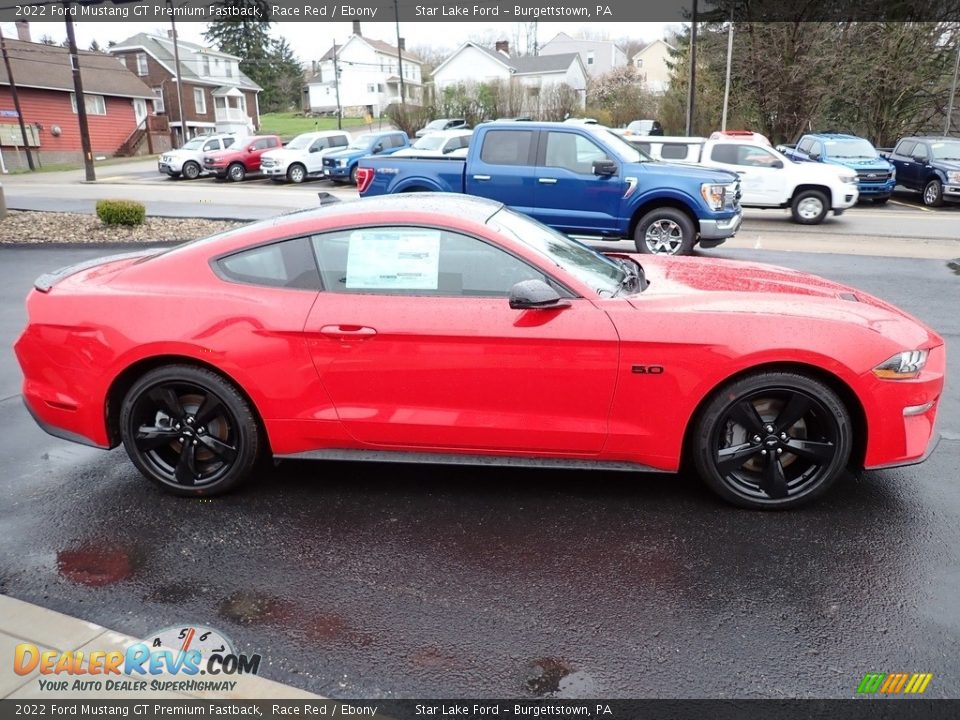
[367,84,377,93]
[194,88,206,114]
[635,58,644,68]
[70,93,107,116]
[136,53,148,76]
[225,62,234,78]
[202,56,211,76]
[586,51,595,65]
[153,87,164,113]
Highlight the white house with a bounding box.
[304,33,422,118]
[539,32,627,78]
[432,42,587,110]
[632,39,675,94]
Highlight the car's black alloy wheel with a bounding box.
[120,365,260,496]
[693,372,852,509]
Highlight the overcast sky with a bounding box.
[6,21,675,60]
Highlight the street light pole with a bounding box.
[393,0,405,103]
[945,39,960,136]
[685,0,698,137]
[64,8,95,181]
[167,1,187,147]
[332,41,342,130]
[721,9,734,131]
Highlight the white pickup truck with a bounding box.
[260,130,352,184]
[624,132,859,224]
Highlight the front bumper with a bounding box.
[943,184,960,201]
[835,186,859,209]
[158,161,182,175]
[262,165,287,177]
[857,180,895,197]
[204,164,228,178]
[323,165,351,178]
[699,210,743,243]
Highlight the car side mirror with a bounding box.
[247,146,255,152]
[310,146,320,153]
[592,159,618,176]
[771,159,784,169]
[809,152,821,161]
[509,280,569,310]
[912,155,926,163]
[373,144,384,153]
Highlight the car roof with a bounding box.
[418,129,473,137]
[295,130,350,138]
[275,193,503,228]
[807,133,862,140]
[903,136,960,141]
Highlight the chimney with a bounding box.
[495,40,510,56]
[167,29,174,39]
[352,21,361,36]
[15,21,31,43]
[398,38,405,51]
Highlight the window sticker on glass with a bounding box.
[346,229,441,290]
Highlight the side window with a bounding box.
[331,135,349,148]
[797,137,814,153]
[709,144,738,164]
[544,132,609,174]
[810,141,823,158]
[660,143,690,160]
[216,237,321,290]
[266,137,280,149]
[895,140,914,157]
[203,140,218,152]
[223,137,235,149]
[311,227,548,297]
[737,144,781,167]
[912,143,928,160]
[480,130,534,166]
[636,142,651,155]
[310,138,328,152]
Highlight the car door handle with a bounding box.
[472,174,491,181]
[319,325,377,338]
[538,178,558,184]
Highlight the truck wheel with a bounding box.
[634,208,695,256]
[182,161,201,180]
[790,189,829,224]
[349,166,359,185]
[227,163,246,182]
[287,163,306,184]
[923,179,944,207]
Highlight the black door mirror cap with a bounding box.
[593,159,618,176]
[509,279,570,310]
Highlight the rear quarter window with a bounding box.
[216,237,321,290]
[660,143,690,160]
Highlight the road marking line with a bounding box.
[889,199,933,212]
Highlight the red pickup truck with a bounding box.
[203,135,282,181]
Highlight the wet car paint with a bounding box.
[0,246,957,698]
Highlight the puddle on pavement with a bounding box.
[146,582,204,604]
[57,546,136,587]
[525,657,596,697]
[217,590,286,625]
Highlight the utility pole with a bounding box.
[393,0,405,103]
[64,9,95,181]
[946,39,960,136]
[0,27,35,170]
[332,42,342,130]
[721,7,734,131]
[685,0,698,137]
[168,0,187,147]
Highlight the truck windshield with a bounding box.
[825,139,877,159]
[348,134,374,149]
[488,208,629,297]
[930,140,960,160]
[286,134,315,150]
[600,130,649,162]
[413,136,446,150]
[180,137,207,151]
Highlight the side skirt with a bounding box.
[274,448,668,473]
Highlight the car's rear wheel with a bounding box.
[120,365,260,497]
[692,371,852,509]
[287,163,306,184]
[634,208,695,255]
[227,163,246,182]
[349,165,359,185]
[790,189,829,224]
[182,161,201,180]
[923,179,944,207]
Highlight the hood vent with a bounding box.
[838,292,859,302]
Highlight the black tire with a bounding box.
[287,163,306,184]
[872,196,890,205]
[691,371,852,510]
[923,179,944,208]
[182,161,201,180]
[349,165,359,185]
[119,365,260,497]
[227,163,246,182]
[633,208,696,255]
[790,189,829,224]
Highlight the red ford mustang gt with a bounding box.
[14,194,943,509]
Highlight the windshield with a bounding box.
[600,130,649,162]
[181,137,207,151]
[930,140,960,160]
[825,138,877,159]
[426,120,448,130]
[488,208,629,297]
[286,134,314,150]
[629,120,654,133]
[347,134,374,149]
[413,136,446,150]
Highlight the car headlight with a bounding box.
[947,171,960,184]
[841,174,858,184]
[872,350,928,380]
[700,183,727,211]
[890,166,896,180]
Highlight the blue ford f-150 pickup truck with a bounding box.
[357,122,742,255]
[881,136,960,207]
[781,133,896,203]
[322,130,410,185]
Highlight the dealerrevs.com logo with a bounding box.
[857,672,934,695]
[14,625,262,694]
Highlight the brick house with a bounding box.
[0,36,158,168]
[110,32,262,146]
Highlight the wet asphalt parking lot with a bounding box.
[0,244,957,698]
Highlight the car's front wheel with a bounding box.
[923,179,944,207]
[633,208,695,255]
[790,189,829,224]
[691,371,852,509]
[182,161,201,180]
[287,163,306,184]
[119,365,260,497]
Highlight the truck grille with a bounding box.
[857,170,892,183]
[261,158,276,168]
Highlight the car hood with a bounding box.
[931,159,960,171]
[639,161,738,184]
[262,148,301,162]
[624,255,939,346]
[825,156,892,172]
[325,147,367,160]
[164,148,201,159]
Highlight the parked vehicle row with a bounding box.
[882,136,960,207]
[358,121,743,256]
[779,133,896,204]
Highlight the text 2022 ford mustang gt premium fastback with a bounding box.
[14,194,943,509]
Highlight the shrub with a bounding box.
[96,199,145,226]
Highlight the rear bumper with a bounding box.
[699,210,742,242]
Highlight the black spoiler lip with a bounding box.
[33,249,160,293]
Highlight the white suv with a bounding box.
[158,134,242,180]
[260,131,351,183]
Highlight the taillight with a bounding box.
[356,167,375,193]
